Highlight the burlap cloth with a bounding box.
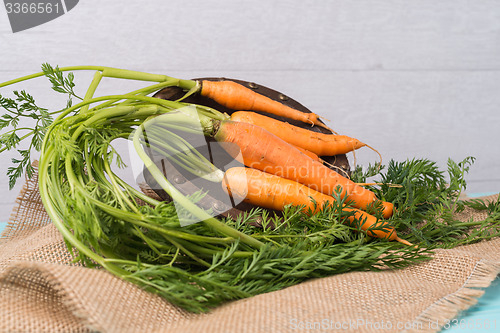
[1,169,499,333]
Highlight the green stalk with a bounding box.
[106,169,160,208]
[141,130,222,182]
[51,94,196,126]
[38,146,129,277]
[130,225,174,259]
[51,155,145,225]
[0,66,104,88]
[102,155,140,214]
[51,157,224,240]
[181,241,254,258]
[93,80,181,110]
[71,105,139,140]
[133,125,264,249]
[127,219,235,245]
[76,188,147,222]
[80,71,103,114]
[146,110,217,133]
[138,139,197,179]
[164,235,211,267]
[0,65,198,91]
[0,131,34,153]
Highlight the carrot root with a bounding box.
[351,146,358,171]
[395,236,414,247]
[365,143,383,170]
[318,116,339,134]
[322,160,351,179]
[315,120,336,132]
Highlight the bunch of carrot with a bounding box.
[0,65,425,312]
[0,65,410,245]
[188,79,411,245]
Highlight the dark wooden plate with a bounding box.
[143,78,350,220]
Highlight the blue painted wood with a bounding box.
[0,222,6,235]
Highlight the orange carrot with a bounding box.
[211,120,393,218]
[200,80,330,130]
[230,111,370,157]
[292,145,351,178]
[293,146,322,162]
[222,167,410,245]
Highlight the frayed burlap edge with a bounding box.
[404,259,500,333]
[1,160,50,242]
[405,194,500,332]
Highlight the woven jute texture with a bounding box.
[1,168,499,333]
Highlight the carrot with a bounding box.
[200,80,331,130]
[292,146,351,178]
[293,146,322,162]
[230,111,378,158]
[222,167,410,245]
[211,119,393,218]
[268,140,328,169]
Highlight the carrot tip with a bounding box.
[320,115,331,122]
[323,160,350,179]
[364,144,383,170]
[395,236,414,247]
[315,120,337,134]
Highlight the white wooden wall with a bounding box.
[1,0,499,221]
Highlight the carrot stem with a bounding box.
[0,65,104,88]
[322,160,351,179]
[80,71,103,114]
[132,120,264,249]
[0,65,197,91]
